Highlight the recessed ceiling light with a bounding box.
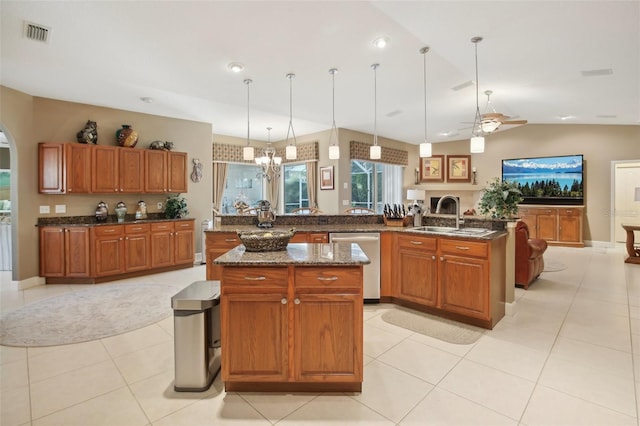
[140,97,153,104]
[372,36,390,49]
[227,62,244,73]
[580,68,613,77]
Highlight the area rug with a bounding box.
[0,282,184,347]
[381,307,484,345]
[543,260,567,272]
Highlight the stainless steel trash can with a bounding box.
[171,280,221,392]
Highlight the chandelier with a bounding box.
[255,127,282,182]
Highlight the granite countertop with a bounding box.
[37,214,195,227]
[213,242,371,266]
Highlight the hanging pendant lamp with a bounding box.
[419,46,432,158]
[370,63,381,160]
[285,73,297,160]
[470,36,485,154]
[328,68,340,160]
[242,79,254,161]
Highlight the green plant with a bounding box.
[478,177,523,219]
[164,194,189,219]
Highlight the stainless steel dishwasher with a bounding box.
[329,233,380,302]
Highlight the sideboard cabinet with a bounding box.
[517,205,584,247]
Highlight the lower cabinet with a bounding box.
[221,264,363,391]
[396,234,438,307]
[205,232,241,280]
[124,223,151,272]
[92,225,125,276]
[518,205,584,247]
[39,226,90,277]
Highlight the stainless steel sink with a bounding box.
[410,226,495,237]
[448,228,495,237]
[411,226,457,234]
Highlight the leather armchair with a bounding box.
[515,220,548,289]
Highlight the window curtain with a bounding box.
[306,161,318,208]
[212,162,228,214]
[267,172,279,212]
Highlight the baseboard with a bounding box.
[585,240,616,249]
[195,252,203,264]
[19,276,46,290]
[505,300,517,317]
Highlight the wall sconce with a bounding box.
[472,167,477,185]
[414,167,420,185]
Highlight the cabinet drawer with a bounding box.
[223,266,288,287]
[174,220,194,230]
[93,226,123,237]
[295,266,361,288]
[559,208,581,216]
[151,222,174,232]
[210,232,241,248]
[397,234,437,251]
[440,239,488,258]
[125,223,150,234]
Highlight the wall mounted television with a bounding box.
[502,154,584,205]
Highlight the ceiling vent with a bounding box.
[24,21,50,43]
[581,68,613,77]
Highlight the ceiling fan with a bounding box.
[480,90,528,133]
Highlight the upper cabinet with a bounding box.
[39,142,187,195]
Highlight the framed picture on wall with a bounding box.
[420,155,445,182]
[320,165,334,190]
[447,155,471,182]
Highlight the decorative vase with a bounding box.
[116,124,139,148]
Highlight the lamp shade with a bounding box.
[407,189,426,202]
[285,145,297,160]
[419,142,432,158]
[635,187,640,202]
[242,146,254,161]
[328,145,340,160]
[470,136,485,153]
[370,145,381,160]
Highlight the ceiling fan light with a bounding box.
[243,146,254,161]
[470,136,485,153]
[370,145,381,160]
[419,142,432,158]
[286,144,297,160]
[328,145,340,160]
[481,119,501,133]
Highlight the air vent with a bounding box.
[24,21,50,43]
[581,68,613,77]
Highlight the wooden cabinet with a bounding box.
[150,222,175,268]
[145,150,187,193]
[38,143,92,193]
[395,234,438,307]
[91,145,120,193]
[205,232,241,280]
[66,143,93,193]
[518,205,584,247]
[289,232,328,243]
[119,148,145,193]
[91,225,125,276]
[39,226,90,277]
[221,264,363,391]
[168,151,188,193]
[174,220,195,265]
[124,223,151,272]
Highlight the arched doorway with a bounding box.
[0,126,16,281]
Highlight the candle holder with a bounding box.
[414,168,420,185]
[472,168,477,185]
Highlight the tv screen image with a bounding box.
[502,154,584,205]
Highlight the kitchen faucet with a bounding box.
[435,195,463,229]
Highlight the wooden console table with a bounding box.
[622,224,640,264]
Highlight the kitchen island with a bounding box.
[213,242,369,392]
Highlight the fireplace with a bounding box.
[430,197,459,214]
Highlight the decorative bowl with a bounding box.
[237,228,296,252]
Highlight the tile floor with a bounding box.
[1,245,639,426]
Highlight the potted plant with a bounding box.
[164,194,189,219]
[478,177,523,219]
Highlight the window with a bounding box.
[351,160,403,213]
[221,163,262,213]
[283,163,308,213]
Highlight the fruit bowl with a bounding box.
[237,228,296,252]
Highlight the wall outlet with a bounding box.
[55,204,66,213]
[39,205,50,214]
[157,202,163,210]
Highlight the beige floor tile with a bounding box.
[560,310,632,353]
[1,357,28,391]
[0,345,27,365]
[156,316,174,336]
[32,387,149,426]
[102,323,172,358]
[152,393,269,426]
[30,359,126,420]
[113,340,174,384]
[27,340,111,383]
[351,360,433,423]
[538,356,636,417]
[363,322,408,358]
[466,336,548,381]
[408,332,477,357]
[364,309,415,338]
[22,284,74,304]
[399,387,517,426]
[0,384,31,426]
[278,394,394,425]
[487,320,558,353]
[238,391,319,423]
[550,336,633,379]
[438,359,535,420]
[521,385,637,426]
[377,338,460,384]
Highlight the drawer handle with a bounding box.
[294,298,300,305]
[281,298,287,305]
[103,229,115,233]
[131,227,142,231]
[455,246,470,250]
[410,241,423,245]
[432,255,436,260]
[244,276,266,281]
[224,238,238,242]
[316,276,338,281]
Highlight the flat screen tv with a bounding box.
[502,154,584,205]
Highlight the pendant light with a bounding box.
[285,73,297,160]
[242,79,254,161]
[470,36,485,154]
[419,46,432,158]
[370,63,381,160]
[328,68,340,160]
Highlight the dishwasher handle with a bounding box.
[330,236,380,242]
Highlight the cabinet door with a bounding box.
[151,222,174,268]
[91,146,119,193]
[167,151,187,193]
[440,254,489,320]
[65,227,90,277]
[221,293,289,382]
[294,293,362,382]
[92,227,124,276]
[40,227,65,276]
[205,232,241,280]
[395,235,438,307]
[124,224,151,272]
[119,148,145,193]
[518,208,538,239]
[66,143,92,193]
[145,150,167,193]
[38,143,65,193]
[558,209,582,243]
[537,213,557,241]
[173,221,194,265]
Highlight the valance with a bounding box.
[349,141,408,166]
[213,141,319,163]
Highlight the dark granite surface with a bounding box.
[213,242,370,266]
[37,213,195,226]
